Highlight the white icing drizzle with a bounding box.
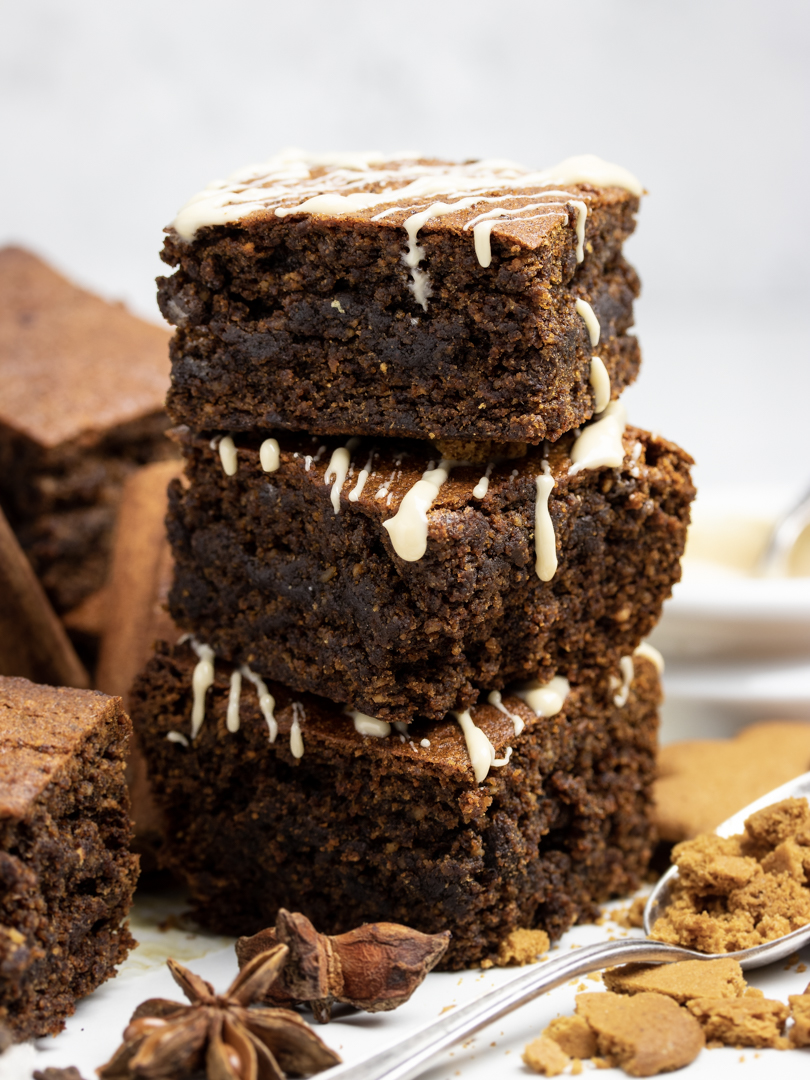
[349,450,375,502]
[454,709,498,784]
[589,357,611,414]
[629,440,643,479]
[611,655,635,708]
[634,642,665,675]
[217,435,238,477]
[290,702,305,759]
[348,709,391,738]
[575,299,600,347]
[487,690,525,736]
[382,459,453,562]
[569,200,588,263]
[375,467,398,500]
[473,463,494,499]
[420,738,431,748]
[512,676,570,718]
[226,669,242,733]
[260,438,280,472]
[324,438,360,514]
[569,401,627,475]
[492,746,513,768]
[172,154,642,291]
[534,466,557,581]
[166,730,189,747]
[240,664,278,741]
[190,640,215,739]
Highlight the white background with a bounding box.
[2,0,809,488]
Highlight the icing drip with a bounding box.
[487,690,525,736]
[260,438,280,472]
[569,401,627,475]
[420,738,431,748]
[454,709,498,784]
[290,702,305,759]
[403,199,482,307]
[575,299,600,347]
[492,746,513,768]
[190,640,215,739]
[612,655,635,708]
[217,435,238,477]
[240,665,278,741]
[512,676,570,718]
[534,467,557,581]
[569,200,588,263]
[463,195,575,267]
[348,709,391,738]
[166,730,189,747]
[226,669,242,733]
[634,642,665,675]
[324,437,360,514]
[382,459,453,561]
[589,357,611,414]
[473,463,494,499]
[349,450,375,501]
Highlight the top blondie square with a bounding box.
[159,152,643,444]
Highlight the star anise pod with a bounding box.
[236,909,451,1023]
[97,945,341,1080]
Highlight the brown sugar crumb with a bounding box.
[788,994,810,1046]
[576,991,704,1076]
[612,896,647,929]
[686,997,789,1049]
[604,958,747,1004]
[543,1014,597,1059]
[571,1060,583,1075]
[650,799,810,953]
[522,1035,570,1076]
[491,928,550,967]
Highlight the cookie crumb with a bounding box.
[522,1036,569,1076]
[686,996,790,1049]
[576,991,704,1075]
[604,957,746,1004]
[492,927,550,967]
[543,1014,597,1059]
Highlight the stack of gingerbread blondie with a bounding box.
[132,152,695,966]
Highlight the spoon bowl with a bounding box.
[643,767,810,968]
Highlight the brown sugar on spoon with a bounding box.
[650,798,810,952]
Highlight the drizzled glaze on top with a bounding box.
[172,152,642,298]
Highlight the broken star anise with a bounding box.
[97,945,341,1080]
[237,909,451,1023]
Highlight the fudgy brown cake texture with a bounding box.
[0,247,176,617]
[0,676,138,1040]
[167,425,693,723]
[131,641,660,968]
[159,157,641,443]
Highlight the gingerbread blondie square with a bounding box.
[159,153,642,443]
[131,640,660,968]
[166,419,693,723]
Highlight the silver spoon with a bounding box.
[757,483,810,577]
[323,769,810,1080]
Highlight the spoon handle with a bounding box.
[325,937,699,1080]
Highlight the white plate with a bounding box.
[8,887,810,1080]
